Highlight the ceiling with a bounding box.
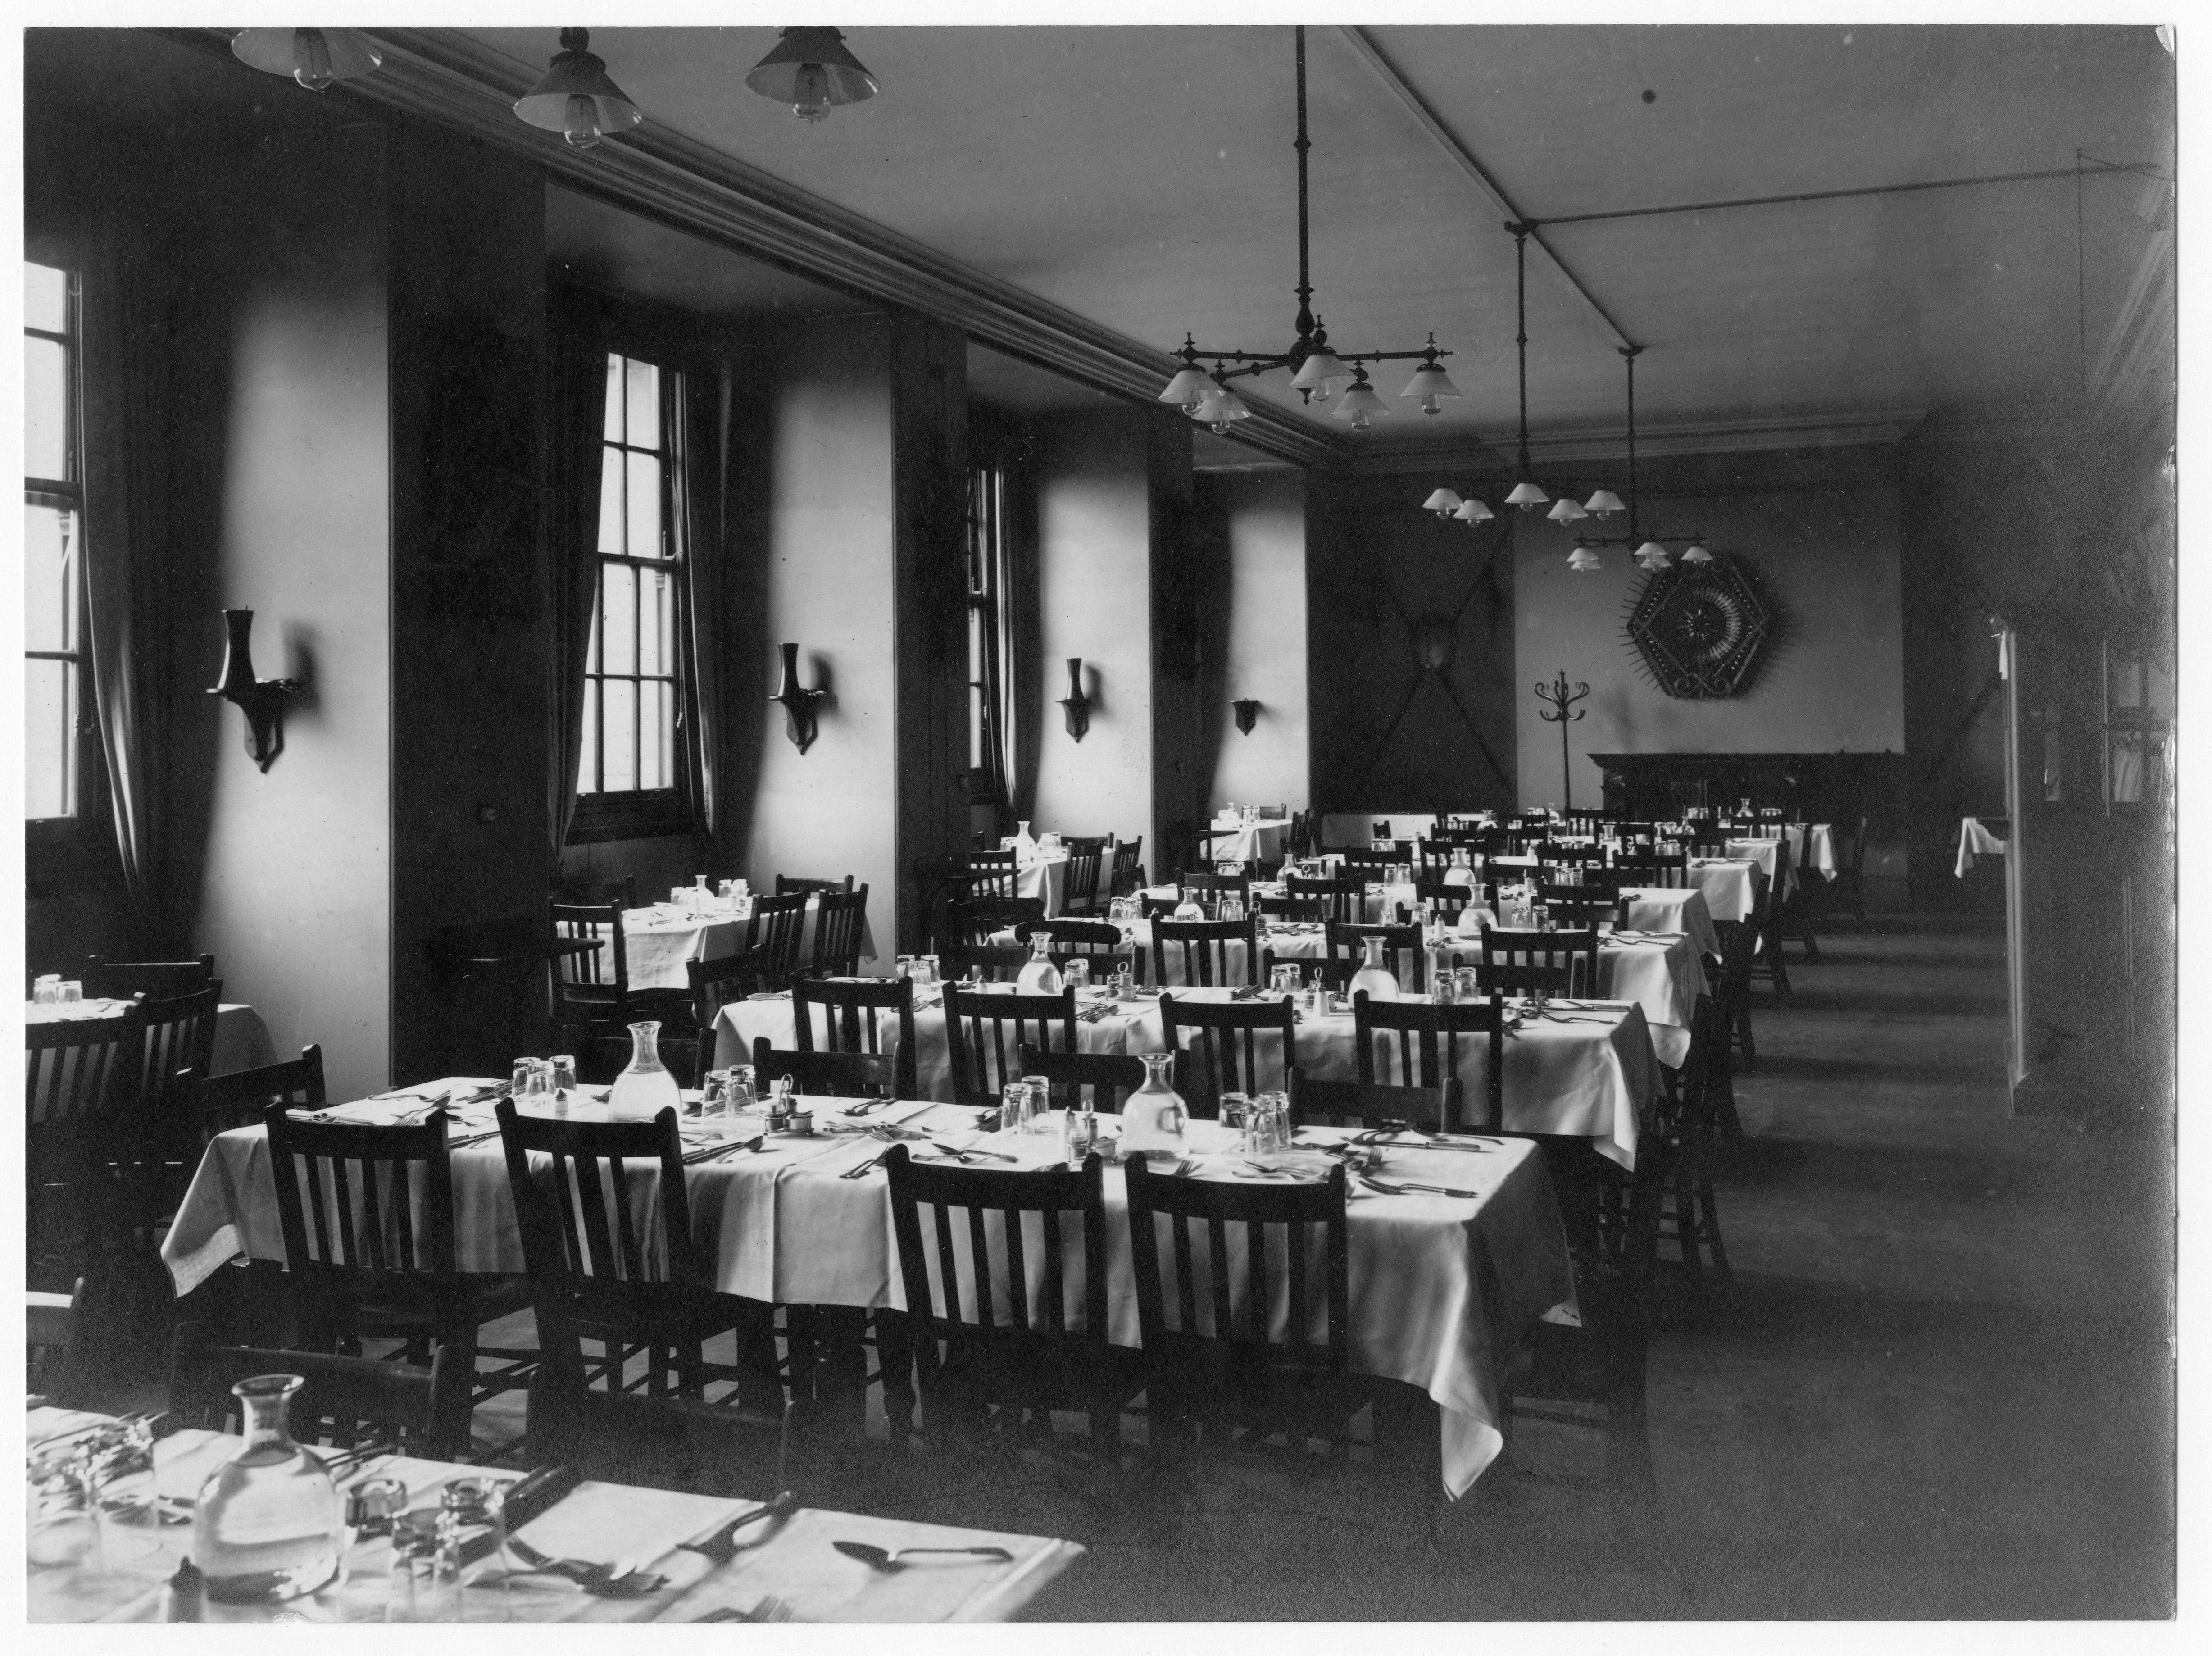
[458,23,2173,459]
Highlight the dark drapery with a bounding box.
[77,187,171,951]
[672,362,724,862]
[548,290,607,871]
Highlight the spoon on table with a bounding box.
[678,1490,798,1565]
[832,1540,1013,1572]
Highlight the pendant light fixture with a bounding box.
[514,28,643,150]
[1158,27,1454,433]
[230,28,381,92]
[745,27,878,124]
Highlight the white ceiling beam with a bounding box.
[1336,26,1638,356]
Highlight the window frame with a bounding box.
[24,255,107,883]
[567,342,702,846]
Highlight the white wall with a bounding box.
[1207,470,1309,816]
[1030,411,1155,853]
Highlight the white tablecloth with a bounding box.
[1956,816,2007,877]
[1687,858,1764,924]
[1432,933,1702,1069]
[618,896,880,992]
[27,999,277,1078]
[1614,887,1722,960]
[156,1089,1575,1502]
[29,1415,1081,1623]
[1204,816,1291,866]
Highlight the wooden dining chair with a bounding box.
[1412,879,1477,925]
[264,1103,536,1403]
[1534,882,1616,932]
[1109,838,1147,896]
[774,873,854,896]
[1647,993,1734,1296]
[936,944,1029,983]
[1138,894,1181,922]
[949,894,1046,947]
[960,847,1020,903]
[791,973,917,1099]
[942,984,1077,1106]
[1350,992,1505,1131]
[1323,919,1426,992]
[1476,926,1601,999]
[168,1321,474,1464]
[1012,917,1143,985]
[882,1145,1140,1456]
[27,1001,153,1279]
[558,1026,704,1087]
[805,884,871,978]
[746,890,812,983]
[523,1365,789,1499]
[191,1043,327,1151]
[752,1039,900,1100]
[27,1278,84,1405]
[81,953,216,1001]
[1017,1045,1192,1115]
[1059,836,1109,916]
[138,982,225,1206]
[1337,846,1399,877]
[1159,992,1296,1115]
[1153,917,1259,989]
[1181,868,1250,899]
[1609,852,1689,889]
[1712,919,1761,1070]
[550,901,693,1035]
[1123,1153,1369,1465]
[1257,894,1328,925]
[1286,1069,1463,1136]
[494,1100,755,1400]
[687,950,777,1030]
[1284,873,1363,926]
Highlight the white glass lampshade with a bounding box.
[1400,360,1462,415]
[1453,498,1495,524]
[1334,379,1388,422]
[1546,498,1587,523]
[1567,546,1603,573]
[1681,542,1715,564]
[1635,539,1671,568]
[515,30,644,148]
[745,27,879,122]
[1423,488,1465,516]
[1290,348,1350,400]
[1583,487,1625,518]
[1158,366,1214,409]
[1198,385,1251,432]
[231,28,382,92]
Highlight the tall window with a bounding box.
[24,260,86,823]
[576,350,691,836]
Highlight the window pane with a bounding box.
[579,679,599,793]
[602,678,637,792]
[25,334,68,482]
[24,501,76,653]
[601,562,636,674]
[24,656,72,819]
[596,446,624,554]
[25,262,67,334]
[603,354,624,444]
[658,567,676,676]
[627,452,663,559]
[637,568,669,676]
[626,358,660,453]
[659,681,677,791]
[638,677,664,791]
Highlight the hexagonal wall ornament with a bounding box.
[1622,551,1773,698]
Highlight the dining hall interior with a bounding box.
[20,18,2177,1626]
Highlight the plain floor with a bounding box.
[96,926,2176,1620]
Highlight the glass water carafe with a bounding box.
[1119,1052,1188,1158]
[1351,933,1399,1003]
[1444,847,1476,887]
[609,1020,682,1116]
[192,1374,343,1604]
[1015,932,1064,994]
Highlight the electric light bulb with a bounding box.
[292,28,335,91]
[562,94,603,148]
[1349,409,1370,431]
[1418,393,1444,415]
[792,62,832,123]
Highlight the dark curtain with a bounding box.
[77,187,170,951]
[673,362,724,863]
[548,291,607,872]
[998,460,1040,827]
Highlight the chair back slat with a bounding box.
[1153,917,1257,989]
[1108,839,1145,896]
[1324,920,1424,992]
[943,985,1076,1107]
[1350,993,1504,1130]
[1158,993,1295,1116]
[960,848,1020,904]
[806,885,870,977]
[194,1045,325,1148]
[82,954,215,1001]
[1059,837,1108,916]
[753,1039,899,1100]
[792,975,915,1097]
[1283,874,1361,927]
[1477,926,1599,999]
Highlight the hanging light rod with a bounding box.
[1520,155,2167,231]
[1159,27,1456,434]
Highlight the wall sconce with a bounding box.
[772,642,825,753]
[1059,658,1091,742]
[1232,698,1262,736]
[206,609,301,773]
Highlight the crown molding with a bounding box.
[1343,408,1927,475]
[154,25,1350,473]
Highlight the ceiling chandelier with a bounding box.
[230,28,382,92]
[514,28,644,150]
[1419,229,1710,574]
[745,28,878,124]
[1159,27,1456,437]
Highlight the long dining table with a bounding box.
[28,1408,1082,1623]
[158,1081,1578,1501]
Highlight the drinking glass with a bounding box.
[550,1055,577,1095]
[919,955,942,987]
[719,879,741,904]
[58,981,81,1004]
[700,1069,729,1118]
[1000,1079,1033,1133]
[1063,958,1090,991]
[442,1477,509,1621]
[346,1476,408,1541]
[520,1062,554,1109]
[1026,1077,1060,1133]
[33,974,60,1005]
[1219,1092,1253,1146]
[895,954,916,979]
[1434,971,1458,1006]
[1113,963,1136,1001]
[28,1443,100,1570]
[1218,894,1244,922]
[89,1417,161,1568]
[1255,1092,1290,1153]
[387,1507,457,1623]
[510,1057,536,1094]
[725,1065,757,1115]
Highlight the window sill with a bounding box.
[568,790,694,846]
